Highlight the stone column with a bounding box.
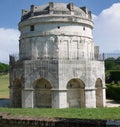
[102,87,106,107]
[22,89,34,108]
[9,87,13,107]
[85,88,96,108]
[51,89,67,108]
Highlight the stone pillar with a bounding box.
[102,87,106,107]
[85,88,96,108]
[59,90,68,108]
[22,89,34,108]
[51,89,67,108]
[9,87,13,107]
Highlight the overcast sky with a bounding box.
[0,0,120,63]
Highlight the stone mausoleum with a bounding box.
[9,2,106,108]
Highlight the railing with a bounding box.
[9,54,19,64]
[99,53,120,61]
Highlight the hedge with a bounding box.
[106,70,120,84]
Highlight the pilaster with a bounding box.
[51,89,67,108]
[22,89,34,108]
[85,88,96,108]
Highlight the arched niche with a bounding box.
[33,78,52,108]
[12,78,22,108]
[67,78,85,108]
[95,78,103,107]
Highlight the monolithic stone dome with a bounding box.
[21,2,92,21]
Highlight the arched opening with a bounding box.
[12,79,22,108]
[67,78,85,108]
[95,78,103,107]
[34,78,52,108]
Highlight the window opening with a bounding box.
[30,25,34,31]
[58,26,60,29]
[83,27,85,31]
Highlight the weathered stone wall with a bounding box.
[9,61,24,108]
[1,113,120,127]
[10,2,106,109]
[19,35,94,61]
[0,113,107,127]
[9,58,105,108]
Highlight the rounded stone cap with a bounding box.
[21,2,92,21]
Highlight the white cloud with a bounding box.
[93,3,120,53]
[0,28,20,63]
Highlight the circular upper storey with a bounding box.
[19,2,94,39]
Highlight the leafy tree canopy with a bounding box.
[105,56,120,70]
[0,62,9,73]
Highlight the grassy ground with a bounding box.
[0,107,120,120]
[0,74,9,98]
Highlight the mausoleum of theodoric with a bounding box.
[9,2,106,108]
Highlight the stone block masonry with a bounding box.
[1,113,120,127]
[9,2,106,108]
[0,113,108,127]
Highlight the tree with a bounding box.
[115,57,120,66]
[105,57,116,70]
[0,62,9,73]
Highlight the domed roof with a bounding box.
[21,2,91,21]
[33,2,86,16]
[36,3,70,12]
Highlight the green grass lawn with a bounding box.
[0,107,120,120]
[0,74,9,98]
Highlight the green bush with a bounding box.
[110,71,120,83]
[106,84,120,101]
[106,70,120,84]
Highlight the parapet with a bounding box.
[21,2,92,21]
